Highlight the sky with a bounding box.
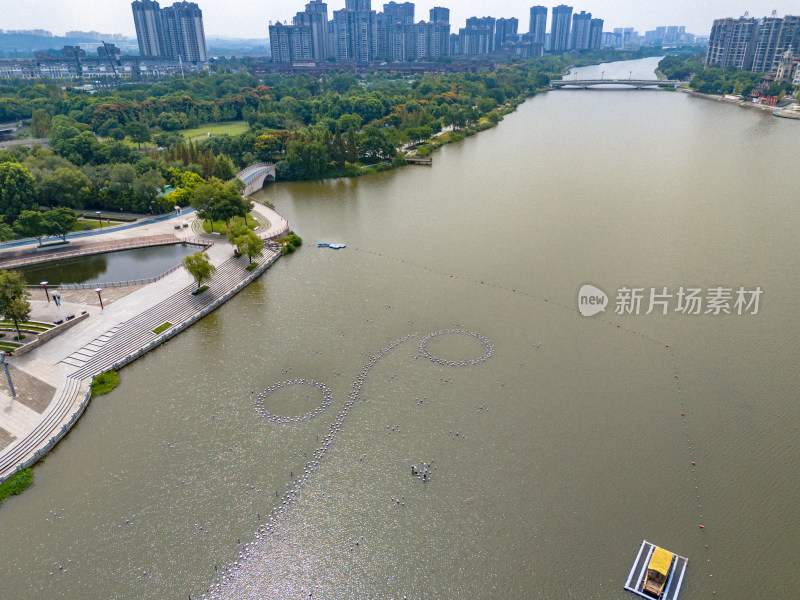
[0,0,797,40]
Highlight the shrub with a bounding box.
[91,370,120,398]
[0,468,33,503]
[153,322,172,334]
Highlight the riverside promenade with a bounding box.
[0,201,289,482]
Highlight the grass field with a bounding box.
[179,121,249,140]
[202,215,256,234]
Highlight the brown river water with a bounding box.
[1,57,798,599]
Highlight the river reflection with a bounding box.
[19,243,200,285]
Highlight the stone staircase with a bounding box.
[65,255,258,380]
[0,376,83,476]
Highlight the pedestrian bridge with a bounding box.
[550,79,680,89]
[234,163,276,196]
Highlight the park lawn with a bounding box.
[179,121,249,140]
[72,219,103,231]
[201,215,257,234]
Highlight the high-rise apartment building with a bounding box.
[161,2,207,62]
[345,0,371,10]
[529,6,547,44]
[269,21,313,62]
[706,17,759,70]
[298,1,329,61]
[459,17,496,55]
[589,18,603,50]
[750,15,800,72]
[570,10,591,50]
[550,4,572,52]
[270,1,329,63]
[332,5,377,62]
[383,2,414,25]
[429,7,449,24]
[495,18,519,47]
[132,0,166,57]
[131,0,207,62]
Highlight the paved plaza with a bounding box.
[0,201,288,480]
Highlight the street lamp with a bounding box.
[0,351,16,398]
[96,210,102,228]
[601,70,605,80]
[40,281,50,302]
[95,287,104,310]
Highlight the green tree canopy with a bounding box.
[0,162,38,222]
[13,210,47,246]
[44,207,78,242]
[228,224,264,265]
[0,270,30,340]
[182,251,216,289]
[39,167,91,209]
[189,179,251,231]
[126,122,152,149]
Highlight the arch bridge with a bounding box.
[234,163,276,196]
[550,79,681,89]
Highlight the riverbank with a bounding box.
[0,203,288,484]
[677,87,791,115]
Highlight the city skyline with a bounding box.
[1,0,798,40]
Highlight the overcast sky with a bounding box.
[0,1,796,40]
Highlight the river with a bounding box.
[1,57,798,599]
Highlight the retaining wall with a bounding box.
[0,250,282,483]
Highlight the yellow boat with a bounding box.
[643,547,674,598]
[625,540,688,600]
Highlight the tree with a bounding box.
[6,297,31,341]
[31,109,52,138]
[0,162,38,222]
[39,167,91,209]
[126,122,151,149]
[254,134,281,160]
[279,138,329,180]
[214,154,237,180]
[345,128,358,163]
[358,127,395,160]
[189,179,250,231]
[43,207,78,242]
[13,211,47,246]
[228,224,264,265]
[331,130,346,169]
[108,126,127,141]
[0,223,15,242]
[0,270,30,340]
[133,170,166,206]
[182,251,216,289]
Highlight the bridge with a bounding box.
[550,79,681,89]
[234,163,276,196]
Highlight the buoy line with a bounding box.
[254,379,332,425]
[418,329,494,367]
[204,329,494,598]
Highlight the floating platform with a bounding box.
[624,540,688,600]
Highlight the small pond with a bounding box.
[19,243,200,286]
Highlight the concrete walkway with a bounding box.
[0,204,287,482]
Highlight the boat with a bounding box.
[317,243,330,247]
[624,540,688,600]
[643,547,673,597]
[329,244,346,250]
